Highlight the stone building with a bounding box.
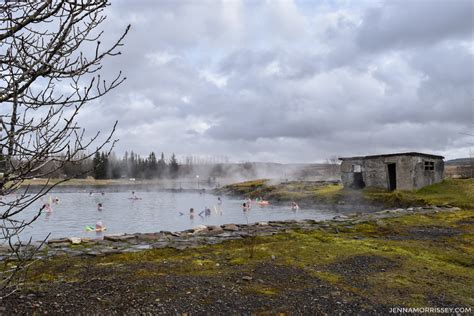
[339,152,444,191]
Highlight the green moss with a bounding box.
[220,179,474,209]
[23,209,474,308]
[217,179,269,196]
[229,257,247,265]
[135,268,156,278]
[244,285,279,296]
[313,183,343,197]
[363,179,474,208]
[26,255,84,283]
[219,180,344,204]
[312,271,343,284]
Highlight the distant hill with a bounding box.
[445,158,474,166]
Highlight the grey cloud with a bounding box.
[411,43,473,126]
[357,0,473,51]
[109,0,244,50]
[219,50,277,74]
[411,43,473,85]
[73,0,473,163]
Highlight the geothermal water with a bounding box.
[11,190,339,242]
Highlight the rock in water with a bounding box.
[193,225,208,233]
[222,224,239,231]
[69,237,81,245]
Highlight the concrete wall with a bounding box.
[340,155,444,190]
[362,155,415,190]
[413,157,444,189]
[340,159,364,189]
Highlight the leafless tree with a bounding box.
[0,0,129,296]
[326,155,340,179]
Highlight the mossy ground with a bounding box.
[219,178,474,209]
[3,179,472,313]
[363,179,474,209]
[217,179,345,204]
[20,208,474,310]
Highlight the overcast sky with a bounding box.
[79,0,473,163]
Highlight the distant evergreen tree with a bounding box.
[108,152,121,179]
[137,155,145,178]
[146,152,157,179]
[130,151,139,178]
[63,154,89,179]
[92,151,101,179]
[93,151,108,179]
[122,151,130,177]
[110,163,122,179]
[169,153,179,178]
[157,152,167,178]
[101,152,109,178]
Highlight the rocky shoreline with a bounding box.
[1,204,471,315]
[2,205,460,260]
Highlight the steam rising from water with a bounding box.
[182,162,341,187]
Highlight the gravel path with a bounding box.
[1,263,387,315]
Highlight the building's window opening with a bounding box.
[424,161,434,171]
[352,165,362,172]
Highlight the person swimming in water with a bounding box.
[199,207,211,217]
[96,221,104,231]
[42,203,52,213]
[97,203,103,211]
[291,201,299,211]
[242,202,249,211]
[189,208,195,219]
[130,191,142,200]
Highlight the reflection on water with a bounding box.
[11,190,338,242]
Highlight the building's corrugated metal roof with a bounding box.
[339,152,444,161]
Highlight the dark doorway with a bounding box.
[352,172,365,189]
[387,163,397,191]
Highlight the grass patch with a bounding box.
[363,179,474,208]
[218,180,344,204]
[23,209,474,308]
[244,284,280,296]
[219,178,474,209]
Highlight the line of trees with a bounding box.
[67,151,183,180]
[7,150,230,181]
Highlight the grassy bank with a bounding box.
[218,179,474,208]
[364,179,474,209]
[3,179,472,313]
[216,179,345,204]
[16,208,474,312]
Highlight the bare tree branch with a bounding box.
[0,0,129,295]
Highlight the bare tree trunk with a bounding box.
[0,0,129,296]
